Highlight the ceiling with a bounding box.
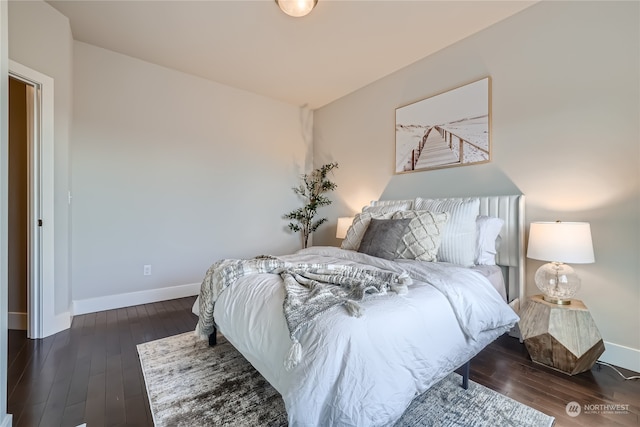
[47,0,536,109]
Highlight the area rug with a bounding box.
[137,332,555,427]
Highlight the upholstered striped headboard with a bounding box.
[477,195,525,310]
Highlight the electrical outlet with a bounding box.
[143,265,151,276]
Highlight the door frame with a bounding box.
[8,60,54,339]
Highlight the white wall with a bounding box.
[71,42,309,309]
[8,0,73,316]
[313,1,639,371]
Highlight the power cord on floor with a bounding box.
[596,360,640,380]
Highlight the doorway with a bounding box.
[7,76,29,332]
[8,61,55,339]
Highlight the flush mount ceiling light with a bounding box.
[275,0,318,17]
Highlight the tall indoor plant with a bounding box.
[284,162,338,249]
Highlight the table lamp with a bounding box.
[526,221,595,305]
[336,217,354,239]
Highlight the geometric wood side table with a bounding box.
[519,294,605,375]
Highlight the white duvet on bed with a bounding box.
[204,247,518,427]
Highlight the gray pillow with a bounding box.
[357,218,411,260]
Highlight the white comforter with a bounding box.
[206,246,519,426]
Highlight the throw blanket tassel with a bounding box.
[390,272,412,295]
[285,339,302,371]
[344,300,363,317]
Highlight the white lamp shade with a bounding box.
[336,217,354,239]
[276,0,318,17]
[527,221,595,264]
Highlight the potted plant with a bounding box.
[284,162,338,248]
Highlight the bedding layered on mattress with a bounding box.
[195,246,519,427]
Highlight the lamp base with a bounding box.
[542,295,571,305]
[534,262,580,305]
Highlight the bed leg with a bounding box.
[461,361,470,390]
[208,325,217,346]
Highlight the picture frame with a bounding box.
[395,77,491,173]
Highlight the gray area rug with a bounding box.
[137,332,555,427]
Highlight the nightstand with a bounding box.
[519,294,605,375]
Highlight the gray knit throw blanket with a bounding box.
[195,256,412,370]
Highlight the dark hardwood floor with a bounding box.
[6,296,640,426]
[7,297,198,427]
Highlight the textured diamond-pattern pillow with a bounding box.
[393,211,450,261]
[340,212,394,250]
[414,198,480,266]
[358,218,412,260]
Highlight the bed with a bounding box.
[193,195,524,426]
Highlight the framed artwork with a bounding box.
[395,77,491,173]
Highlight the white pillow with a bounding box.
[340,212,395,250]
[414,197,480,266]
[475,215,504,265]
[393,210,450,261]
[363,200,412,214]
[370,199,414,208]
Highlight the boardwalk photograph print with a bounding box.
[396,77,490,173]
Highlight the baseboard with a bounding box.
[599,341,640,374]
[0,414,13,427]
[35,311,73,338]
[72,283,200,316]
[7,311,70,337]
[8,312,27,330]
